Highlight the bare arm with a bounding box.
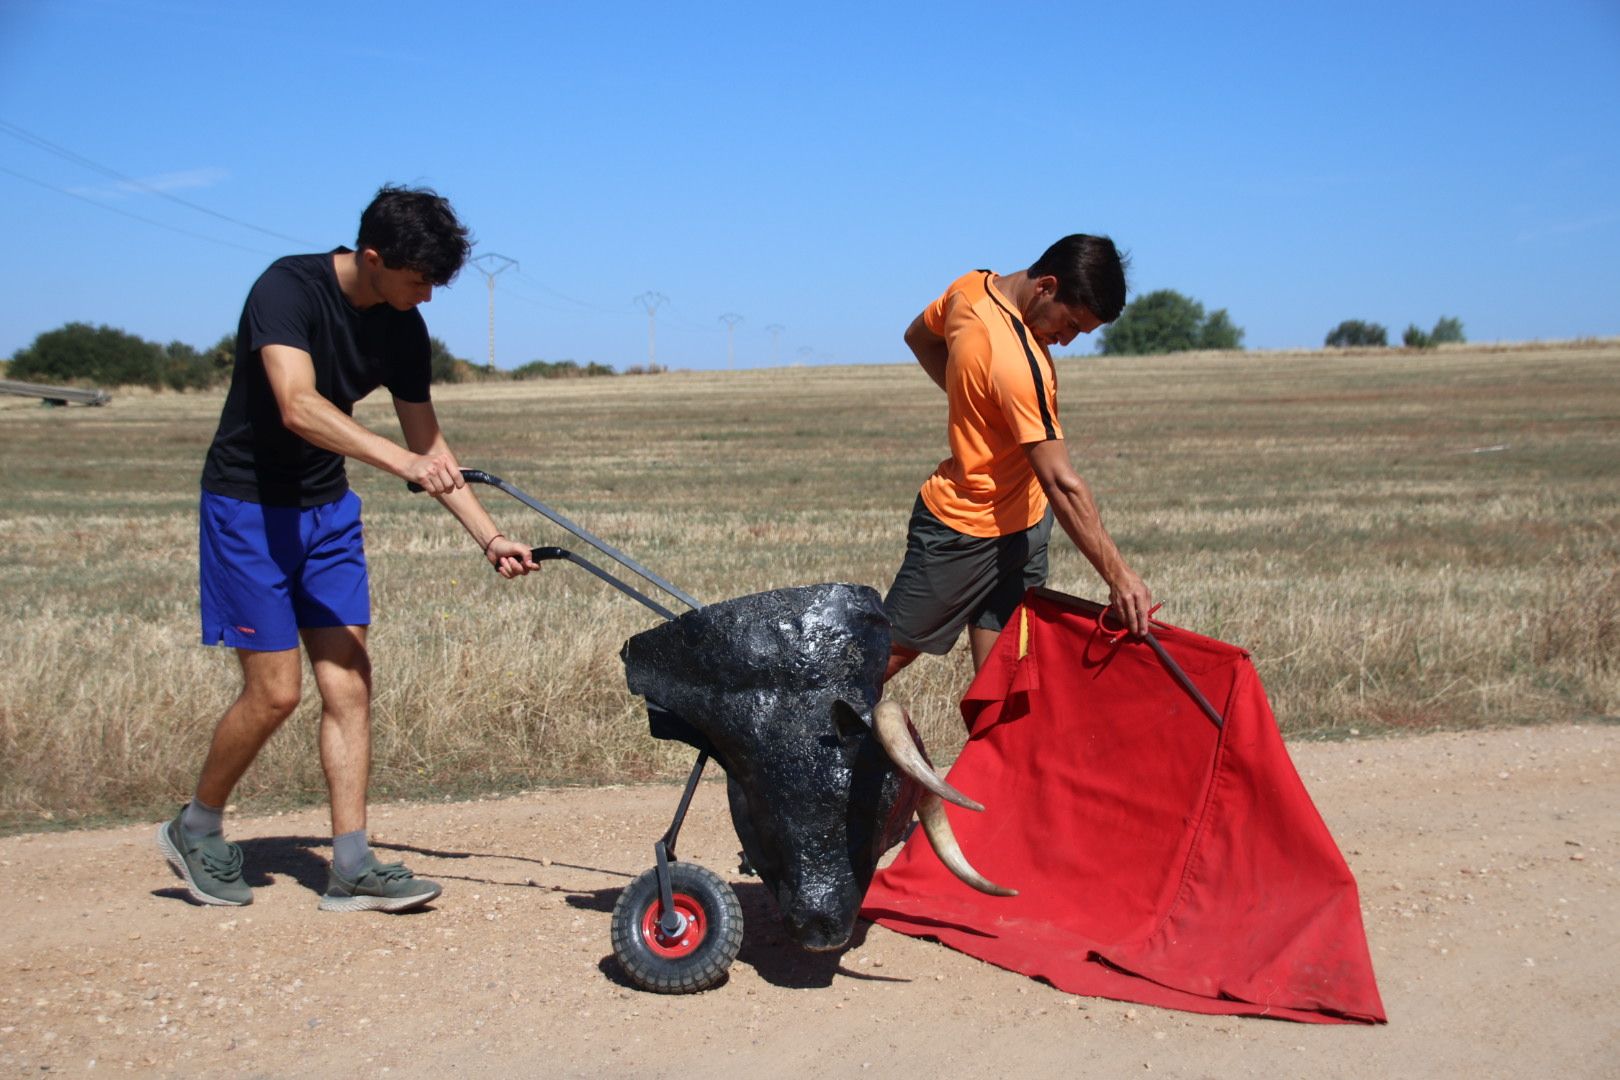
[393,398,538,578]
[258,345,534,577]
[1024,438,1153,635]
[260,344,462,494]
[904,311,949,392]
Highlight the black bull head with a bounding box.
[621,582,1011,951]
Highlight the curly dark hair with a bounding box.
[1028,234,1130,323]
[356,185,472,286]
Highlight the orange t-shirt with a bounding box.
[917,270,1063,537]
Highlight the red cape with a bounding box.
[862,589,1386,1024]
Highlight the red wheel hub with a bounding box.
[640,892,709,958]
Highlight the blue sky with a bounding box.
[2,1,1617,370]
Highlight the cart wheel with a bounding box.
[610,862,743,994]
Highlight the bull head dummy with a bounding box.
[621,582,1012,951]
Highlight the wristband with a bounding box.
[482,532,504,554]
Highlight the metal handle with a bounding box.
[529,546,679,621]
[407,468,702,613]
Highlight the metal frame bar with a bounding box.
[460,469,702,612]
[653,752,710,935]
[529,547,678,620]
[416,468,715,935]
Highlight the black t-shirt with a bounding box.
[200,249,431,507]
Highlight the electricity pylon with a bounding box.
[719,313,744,370]
[470,253,518,369]
[633,291,668,370]
[764,324,785,367]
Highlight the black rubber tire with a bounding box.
[610,862,743,994]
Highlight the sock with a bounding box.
[181,797,224,838]
[332,829,372,879]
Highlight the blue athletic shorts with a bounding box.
[199,490,370,651]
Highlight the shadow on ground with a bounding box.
[151,834,630,904]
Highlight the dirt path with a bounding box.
[2,723,1615,1079]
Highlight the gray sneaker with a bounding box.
[318,854,442,913]
[155,810,252,906]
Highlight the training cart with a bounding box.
[413,469,742,993]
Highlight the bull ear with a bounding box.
[830,699,870,742]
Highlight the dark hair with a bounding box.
[1028,234,1129,323]
[356,185,472,286]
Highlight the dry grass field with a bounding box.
[1,340,1616,832]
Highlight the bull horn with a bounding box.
[872,699,983,812]
[918,793,1017,897]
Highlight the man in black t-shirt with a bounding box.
[158,186,538,913]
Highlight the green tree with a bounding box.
[1198,308,1245,350]
[1099,290,1245,356]
[160,341,220,390]
[1430,316,1465,345]
[9,323,234,391]
[9,322,169,388]
[1403,316,1466,350]
[1325,320,1389,348]
[205,332,235,376]
[1100,291,1202,355]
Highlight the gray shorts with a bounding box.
[882,495,1053,655]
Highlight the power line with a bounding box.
[485,282,590,316]
[660,304,723,334]
[0,163,278,257]
[512,270,625,315]
[0,119,315,246]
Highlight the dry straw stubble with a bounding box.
[1,340,1616,829]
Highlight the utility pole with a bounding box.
[718,313,744,370]
[796,346,814,367]
[632,291,667,370]
[764,324,785,367]
[470,253,518,370]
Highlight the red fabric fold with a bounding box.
[863,589,1385,1024]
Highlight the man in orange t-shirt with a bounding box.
[882,234,1154,682]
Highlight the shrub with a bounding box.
[510,359,617,380]
[430,336,466,384]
